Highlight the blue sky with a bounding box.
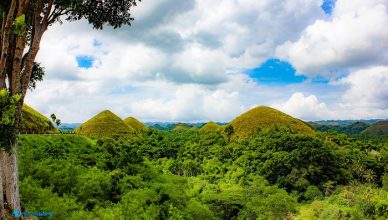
[321,0,336,14]
[248,59,307,85]
[76,56,94,68]
[27,0,388,122]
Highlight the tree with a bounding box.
[50,113,61,129]
[50,113,56,123]
[363,169,376,184]
[55,119,61,128]
[0,0,141,215]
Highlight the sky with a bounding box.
[25,0,388,123]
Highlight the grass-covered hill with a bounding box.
[311,121,370,135]
[199,122,221,132]
[21,105,58,134]
[75,110,134,139]
[172,123,192,132]
[228,106,315,139]
[363,121,388,135]
[124,117,148,132]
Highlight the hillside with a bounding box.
[229,106,315,139]
[199,122,221,132]
[124,117,148,132]
[21,105,58,134]
[75,110,134,138]
[311,121,370,135]
[363,121,388,135]
[172,123,192,132]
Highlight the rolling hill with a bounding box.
[75,110,134,138]
[21,105,58,134]
[172,123,192,132]
[124,117,148,132]
[199,122,221,132]
[363,121,388,135]
[228,106,315,139]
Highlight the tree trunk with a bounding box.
[3,146,20,212]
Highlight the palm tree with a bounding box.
[363,169,376,184]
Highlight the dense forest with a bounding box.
[18,122,387,219]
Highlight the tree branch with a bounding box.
[42,0,55,27]
[21,0,47,97]
[10,0,31,94]
[0,0,17,85]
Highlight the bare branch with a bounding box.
[42,0,54,27]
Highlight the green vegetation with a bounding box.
[21,105,58,134]
[172,123,192,132]
[13,106,387,219]
[364,121,388,135]
[229,106,315,139]
[75,110,134,139]
[0,89,21,151]
[298,185,388,219]
[312,121,370,135]
[17,122,387,219]
[124,116,148,132]
[199,122,221,132]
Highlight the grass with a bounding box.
[124,117,148,131]
[75,110,134,139]
[229,106,315,139]
[21,105,58,134]
[199,122,221,132]
[363,121,388,135]
[172,123,192,132]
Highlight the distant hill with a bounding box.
[363,121,388,135]
[75,110,134,139]
[228,106,315,139]
[346,122,370,134]
[311,121,370,135]
[172,123,192,132]
[124,117,148,132]
[59,123,81,129]
[199,122,221,132]
[146,122,207,130]
[310,119,382,127]
[189,126,200,132]
[21,105,58,134]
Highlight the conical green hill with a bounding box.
[172,123,191,132]
[228,106,315,139]
[124,116,148,132]
[75,110,134,138]
[199,122,221,132]
[21,105,58,134]
[363,121,388,135]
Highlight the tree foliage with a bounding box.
[16,126,388,219]
[0,89,20,151]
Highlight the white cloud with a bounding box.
[128,85,244,122]
[338,66,388,110]
[272,66,388,120]
[25,0,388,122]
[272,92,333,120]
[277,0,388,77]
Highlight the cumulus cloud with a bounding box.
[26,0,388,122]
[272,93,333,120]
[37,0,325,85]
[338,66,388,115]
[26,78,249,122]
[127,85,244,122]
[277,0,388,77]
[272,66,388,120]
